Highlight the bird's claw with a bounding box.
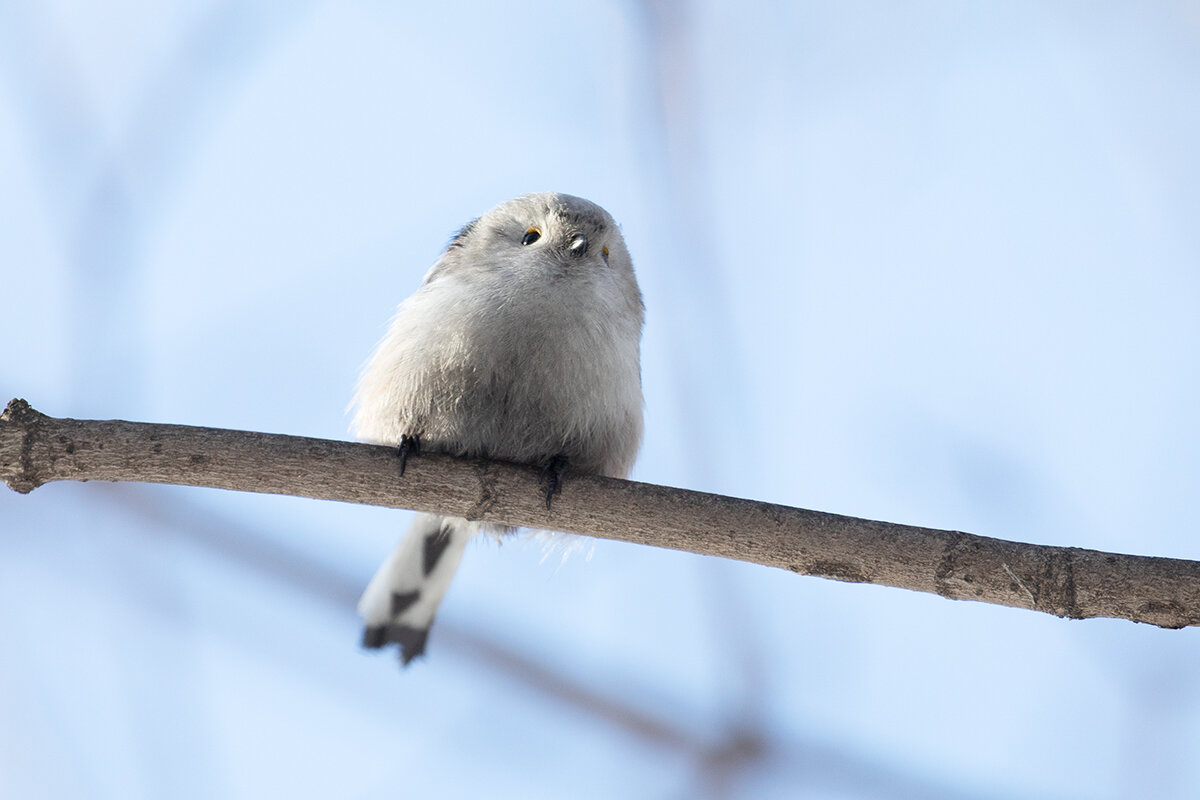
[539,454,568,510]
[396,434,421,476]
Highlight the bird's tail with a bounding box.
[358,513,477,665]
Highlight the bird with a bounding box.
[351,192,645,664]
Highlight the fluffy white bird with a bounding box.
[351,193,644,664]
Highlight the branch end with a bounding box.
[3,398,41,425]
[1,398,47,493]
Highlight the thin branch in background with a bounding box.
[632,0,754,491]
[94,483,712,754]
[631,11,773,793]
[93,484,1071,800]
[0,2,315,415]
[0,9,315,792]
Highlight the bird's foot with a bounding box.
[395,434,421,476]
[539,454,569,511]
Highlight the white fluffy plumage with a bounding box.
[352,193,644,664]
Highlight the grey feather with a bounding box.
[352,192,645,663]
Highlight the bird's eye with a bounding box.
[601,246,610,264]
[522,227,541,246]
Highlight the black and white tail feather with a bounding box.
[357,515,486,664]
[351,193,644,666]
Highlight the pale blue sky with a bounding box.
[2,2,1199,798]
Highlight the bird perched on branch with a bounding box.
[351,192,645,664]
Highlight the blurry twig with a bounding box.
[99,484,1038,800]
[5,398,1200,629]
[96,483,714,754]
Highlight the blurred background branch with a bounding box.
[3,3,1198,797]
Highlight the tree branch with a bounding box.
[3,397,1198,629]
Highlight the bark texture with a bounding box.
[4,398,1198,628]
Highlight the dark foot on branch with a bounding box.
[395,434,421,476]
[539,454,569,511]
